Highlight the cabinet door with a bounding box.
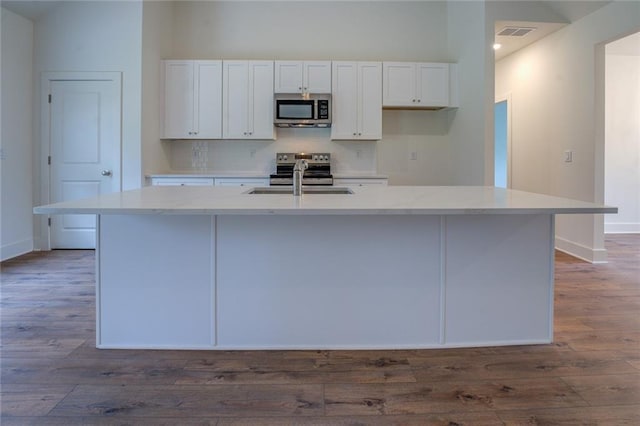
[330,62,359,140]
[382,62,416,106]
[357,62,382,140]
[222,61,249,139]
[274,61,303,93]
[247,61,275,140]
[194,61,222,139]
[304,61,332,93]
[163,61,194,138]
[416,63,449,107]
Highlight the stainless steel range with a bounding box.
[269,153,333,186]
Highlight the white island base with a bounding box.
[98,213,554,350]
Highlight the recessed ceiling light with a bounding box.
[493,43,502,50]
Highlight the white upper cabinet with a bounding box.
[274,61,332,94]
[383,62,451,108]
[161,60,222,139]
[331,62,382,140]
[223,60,275,140]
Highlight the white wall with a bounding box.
[141,0,174,177]
[447,0,493,185]
[33,0,143,190]
[147,1,455,184]
[1,8,34,260]
[605,42,640,233]
[32,0,143,249]
[495,1,640,262]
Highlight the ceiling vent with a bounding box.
[497,26,537,37]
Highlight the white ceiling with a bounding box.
[494,20,567,61]
[606,32,640,56]
[493,1,613,61]
[1,0,59,21]
[2,0,618,61]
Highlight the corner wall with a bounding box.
[495,1,640,262]
[1,8,34,260]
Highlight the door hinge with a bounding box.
[48,94,52,103]
[48,217,51,227]
[48,156,51,165]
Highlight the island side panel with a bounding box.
[443,214,554,346]
[216,215,442,349]
[97,214,215,349]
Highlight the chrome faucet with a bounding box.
[293,159,308,196]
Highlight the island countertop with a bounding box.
[34,185,616,216]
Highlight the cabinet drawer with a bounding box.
[334,178,388,186]
[150,177,214,186]
[214,178,269,187]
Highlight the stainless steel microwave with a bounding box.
[274,94,331,128]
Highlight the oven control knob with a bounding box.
[283,155,288,161]
[313,155,318,161]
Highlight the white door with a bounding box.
[330,61,359,139]
[223,61,249,138]
[383,62,416,106]
[49,78,121,248]
[247,61,274,140]
[162,61,194,138]
[416,63,449,107]
[358,62,382,140]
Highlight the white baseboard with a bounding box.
[605,222,640,234]
[555,236,608,264]
[1,239,34,262]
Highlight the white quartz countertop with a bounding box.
[146,172,389,179]
[34,186,617,216]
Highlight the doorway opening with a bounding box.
[494,96,511,188]
[604,32,640,235]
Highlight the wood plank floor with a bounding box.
[1,235,639,425]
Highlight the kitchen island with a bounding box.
[35,185,615,350]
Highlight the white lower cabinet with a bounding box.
[150,177,214,186]
[214,178,269,187]
[334,178,388,187]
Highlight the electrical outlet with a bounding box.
[564,150,573,163]
[410,152,418,160]
[356,149,362,159]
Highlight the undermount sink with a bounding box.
[246,187,354,195]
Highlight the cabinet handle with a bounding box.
[412,99,416,103]
[353,133,357,136]
[417,99,421,103]
[358,133,362,136]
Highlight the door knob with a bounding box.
[101,170,112,176]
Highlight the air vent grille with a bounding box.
[497,26,536,37]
